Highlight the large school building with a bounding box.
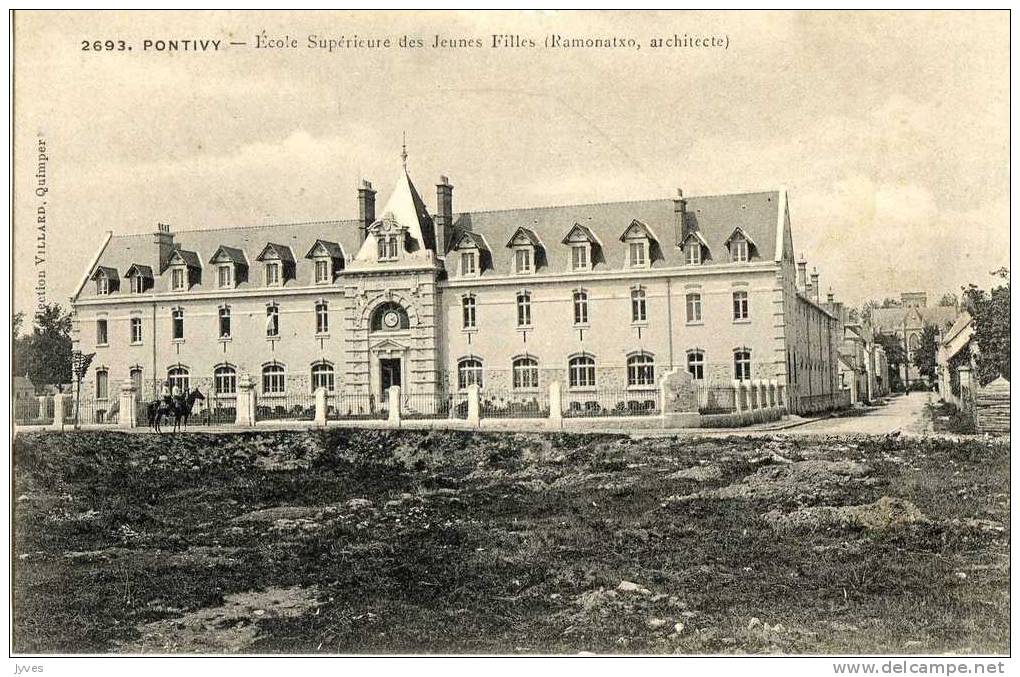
[69,154,842,419]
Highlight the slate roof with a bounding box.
[77,176,785,297]
[125,264,153,279]
[209,245,248,266]
[871,305,959,333]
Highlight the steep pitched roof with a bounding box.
[304,239,344,259]
[562,223,600,245]
[450,230,490,251]
[506,227,543,249]
[209,245,248,266]
[125,264,153,279]
[255,242,296,263]
[448,191,781,278]
[90,265,119,280]
[871,305,959,333]
[620,218,659,243]
[377,170,436,250]
[168,248,202,269]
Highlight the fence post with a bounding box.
[732,380,744,413]
[388,385,401,425]
[548,381,562,427]
[314,387,327,427]
[757,380,767,410]
[466,384,480,426]
[51,393,67,431]
[236,373,256,426]
[768,380,777,409]
[118,379,137,429]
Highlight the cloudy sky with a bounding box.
[13,10,1009,314]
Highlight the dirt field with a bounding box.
[12,429,1009,654]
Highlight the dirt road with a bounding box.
[785,392,933,436]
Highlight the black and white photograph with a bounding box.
[8,8,1011,669]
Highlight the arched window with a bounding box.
[218,305,231,338]
[457,358,484,389]
[516,291,532,327]
[462,295,477,329]
[315,301,329,335]
[512,356,539,390]
[908,333,920,350]
[631,288,647,323]
[627,353,655,387]
[371,302,410,331]
[214,365,237,395]
[167,366,190,393]
[568,354,596,389]
[687,350,705,380]
[734,349,752,381]
[95,369,109,400]
[129,367,143,395]
[311,362,335,393]
[262,363,286,395]
[573,290,589,325]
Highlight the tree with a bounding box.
[12,311,31,377]
[961,269,1010,385]
[23,302,73,386]
[938,292,958,308]
[912,324,939,382]
[875,332,907,390]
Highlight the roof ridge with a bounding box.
[453,190,779,217]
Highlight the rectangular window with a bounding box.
[687,352,705,380]
[96,371,108,400]
[266,306,280,338]
[96,319,108,346]
[731,239,748,262]
[265,263,281,286]
[686,293,702,323]
[685,244,701,265]
[733,291,749,321]
[514,248,532,274]
[171,309,184,340]
[461,252,477,276]
[315,259,330,284]
[315,302,329,334]
[218,265,233,289]
[629,242,647,266]
[130,317,142,344]
[573,292,588,325]
[171,268,186,291]
[517,293,532,327]
[131,276,145,294]
[571,245,589,271]
[96,277,109,295]
[387,237,398,260]
[219,307,231,338]
[631,289,647,323]
[462,296,476,329]
[734,350,752,381]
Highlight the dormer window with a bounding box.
[515,248,532,274]
[377,235,399,261]
[507,227,543,276]
[731,238,748,262]
[628,241,647,267]
[562,223,600,272]
[685,244,702,265]
[255,243,295,287]
[131,276,144,294]
[303,240,344,285]
[125,264,153,294]
[461,251,477,276]
[91,266,119,295]
[619,219,657,269]
[724,228,757,263]
[171,267,186,291]
[209,246,248,289]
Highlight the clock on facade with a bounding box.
[383,310,400,329]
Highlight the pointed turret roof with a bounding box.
[376,168,437,251]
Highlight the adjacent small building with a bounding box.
[871,292,958,387]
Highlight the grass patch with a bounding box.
[12,429,1008,654]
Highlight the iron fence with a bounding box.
[255,392,317,421]
[327,391,386,420]
[697,384,737,414]
[13,397,53,425]
[479,389,550,419]
[401,390,453,420]
[561,388,660,418]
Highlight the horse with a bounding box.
[148,389,205,434]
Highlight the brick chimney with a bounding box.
[153,223,174,274]
[435,175,453,254]
[357,180,376,245]
[673,188,687,242]
[810,268,820,303]
[796,256,808,291]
